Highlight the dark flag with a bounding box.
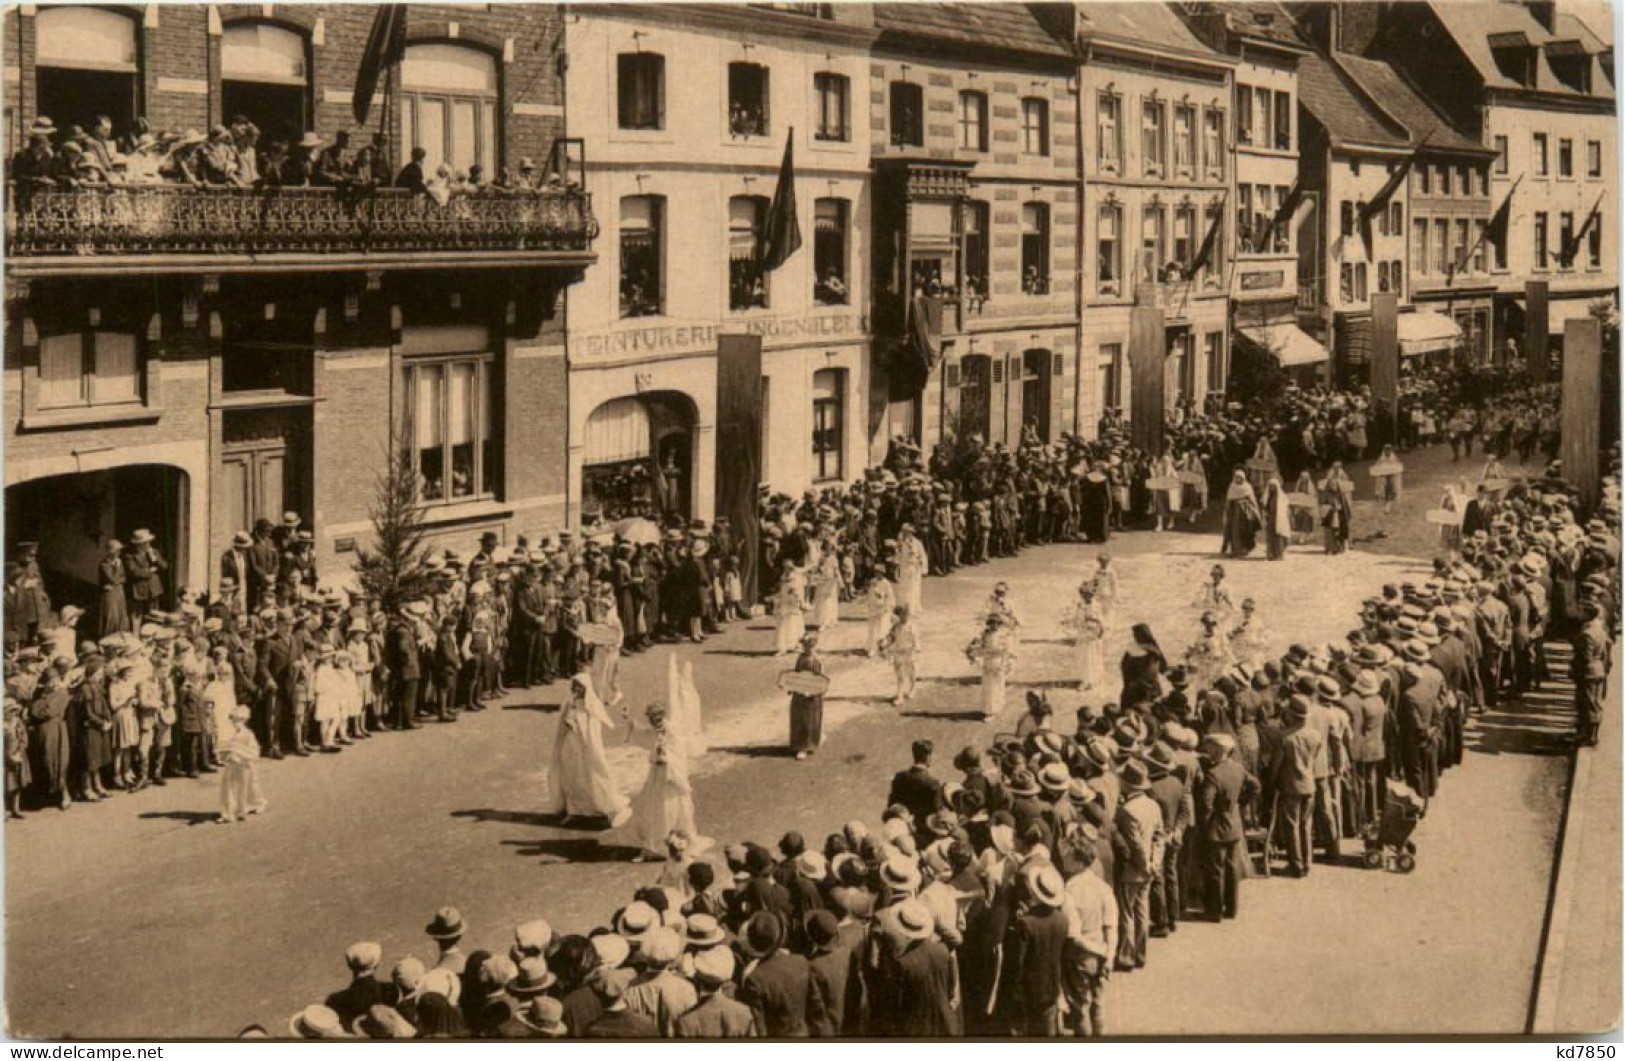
[1481,174,1521,264]
[1188,195,1227,275]
[1359,148,1417,261]
[1558,192,1604,268]
[906,294,943,375]
[1259,178,1303,251]
[761,130,803,271]
[716,335,764,605]
[354,5,408,126]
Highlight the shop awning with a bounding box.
[1397,310,1462,356]
[1239,323,1329,367]
[1515,296,1607,337]
[583,396,651,465]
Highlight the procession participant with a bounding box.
[1371,445,1405,515]
[810,546,843,632]
[863,569,896,658]
[98,540,130,636]
[218,705,267,823]
[1289,469,1319,544]
[981,581,1021,634]
[772,561,807,658]
[1192,564,1236,630]
[1322,478,1353,555]
[1221,471,1262,558]
[1077,464,1113,543]
[787,632,826,762]
[543,673,630,828]
[895,524,928,618]
[879,605,920,706]
[1260,474,1293,561]
[1093,552,1120,632]
[1120,623,1167,712]
[965,613,1014,722]
[1185,612,1235,690]
[1064,583,1106,691]
[1178,448,1209,524]
[1149,450,1182,532]
[625,701,710,862]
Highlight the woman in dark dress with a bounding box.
[98,540,129,637]
[28,668,72,810]
[788,632,825,761]
[1077,465,1112,543]
[72,658,113,801]
[1119,623,1167,712]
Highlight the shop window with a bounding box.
[34,7,140,141]
[1021,97,1049,156]
[401,44,498,179]
[620,195,665,318]
[728,62,770,138]
[963,201,990,306]
[617,52,665,130]
[958,90,987,152]
[811,368,844,481]
[1021,203,1049,295]
[37,330,141,411]
[221,22,310,151]
[1097,204,1122,296]
[813,198,849,306]
[890,81,923,147]
[729,195,769,310]
[408,350,494,504]
[814,72,849,142]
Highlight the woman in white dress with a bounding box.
[773,563,807,657]
[665,653,706,755]
[589,599,625,708]
[811,550,843,632]
[1150,451,1181,531]
[624,700,712,862]
[542,673,631,827]
[1092,552,1120,634]
[965,614,1014,721]
[863,574,896,658]
[1063,583,1106,691]
[346,621,374,740]
[1179,450,1208,523]
[311,645,350,753]
[1437,480,1467,553]
[894,524,928,617]
[1371,444,1404,514]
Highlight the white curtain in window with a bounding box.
[416,365,444,448]
[36,7,137,71]
[93,332,139,403]
[584,397,652,465]
[222,23,307,84]
[448,362,475,446]
[38,333,82,408]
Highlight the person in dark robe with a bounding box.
[1220,471,1261,558]
[98,540,129,636]
[787,632,825,761]
[1321,486,1353,555]
[71,656,114,801]
[1077,464,1113,543]
[1120,623,1167,713]
[28,667,72,810]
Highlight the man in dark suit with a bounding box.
[247,519,280,611]
[123,529,167,620]
[1461,485,1494,539]
[805,909,862,1036]
[874,899,957,1036]
[324,943,389,1026]
[388,608,422,731]
[1001,864,1068,1035]
[888,738,945,842]
[1197,733,1256,920]
[738,846,793,926]
[394,146,428,196]
[261,610,300,757]
[737,911,824,1037]
[221,530,253,605]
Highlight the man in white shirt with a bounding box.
[1062,824,1118,1037]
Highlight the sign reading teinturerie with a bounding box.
[1426,508,1465,526]
[577,622,623,648]
[777,670,831,697]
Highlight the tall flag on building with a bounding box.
[1260,178,1304,251]
[1558,192,1605,269]
[1187,193,1227,275]
[353,5,408,126]
[1358,142,1422,261]
[761,130,803,271]
[1453,174,1523,285]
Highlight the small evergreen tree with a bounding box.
[353,436,430,615]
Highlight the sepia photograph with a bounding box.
[0,0,1620,1042]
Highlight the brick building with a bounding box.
[867,3,1080,450]
[3,4,596,611]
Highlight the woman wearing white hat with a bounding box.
[1063,583,1106,691]
[623,700,711,862]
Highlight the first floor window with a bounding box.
[1390,259,1403,297]
[811,368,844,481]
[1022,97,1049,156]
[410,355,494,503]
[1173,207,1195,270]
[1097,93,1121,171]
[620,195,664,318]
[1494,134,1509,174]
[1589,215,1602,268]
[730,196,769,310]
[1142,99,1165,175]
[1097,205,1121,295]
[617,52,665,130]
[1587,140,1603,179]
[37,330,141,410]
[890,81,923,147]
[814,72,849,142]
[1021,203,1050,294]
[958,90,988,152]
[964,201,990,304]
[1413,218,1430,275]
[1434,219,1449,275]
[401,44,498,179]
[1534,211,1549,269]
[1473,219,1487,273]
[1204,332,1225,394]
[814,198,849,305]
[1559,212,1575,269]
[1453,219,1470,275]
[1100,343,1122,410]
[1139,205,1164,283]
[728,62,770,137]
[1203,108,1224,176]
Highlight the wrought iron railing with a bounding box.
[5,183,598,258]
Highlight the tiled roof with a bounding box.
[1425,0,1610,97]
[1336,53,1488,152]
[1218,1,1309,48]
[1075,1,1216,55]
[871,3,1072,58]
[1297,49,1409,147]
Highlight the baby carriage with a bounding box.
[1362,779,1426,873]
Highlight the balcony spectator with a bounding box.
[11,123,56,205]
[83,115,118,176]
[284,132,323,187]
[256,141,289,191]
[200,126,241,186]
[229,117,261,187]
[395,147,429,197]
[315,130,354,189]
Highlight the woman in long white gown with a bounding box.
[624,700,712,862]
[863,575,896,658]
[1063,583,1106,691]
[965,614,1014,721]
[589,598,625,707]
[810,550,842,631]
[542,673,630,827]
[895,525,928,617]
[1092,553,1120,634]
[773,564,807,656]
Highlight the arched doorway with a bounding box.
[958,353,992,443]
[582,391,697,522]
[1021,349,1052,442]
[6,465,189,627]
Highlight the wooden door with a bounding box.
[221,439,289,533]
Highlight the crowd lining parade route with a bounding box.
[4,444,1590,1037]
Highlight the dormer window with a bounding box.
[1489,38,1536,87]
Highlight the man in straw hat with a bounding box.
[673,946,756,1038]
[1111,758,1163,972]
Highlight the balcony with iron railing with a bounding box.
[5,140,598,278]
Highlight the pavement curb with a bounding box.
[1529,740,1591,1034]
